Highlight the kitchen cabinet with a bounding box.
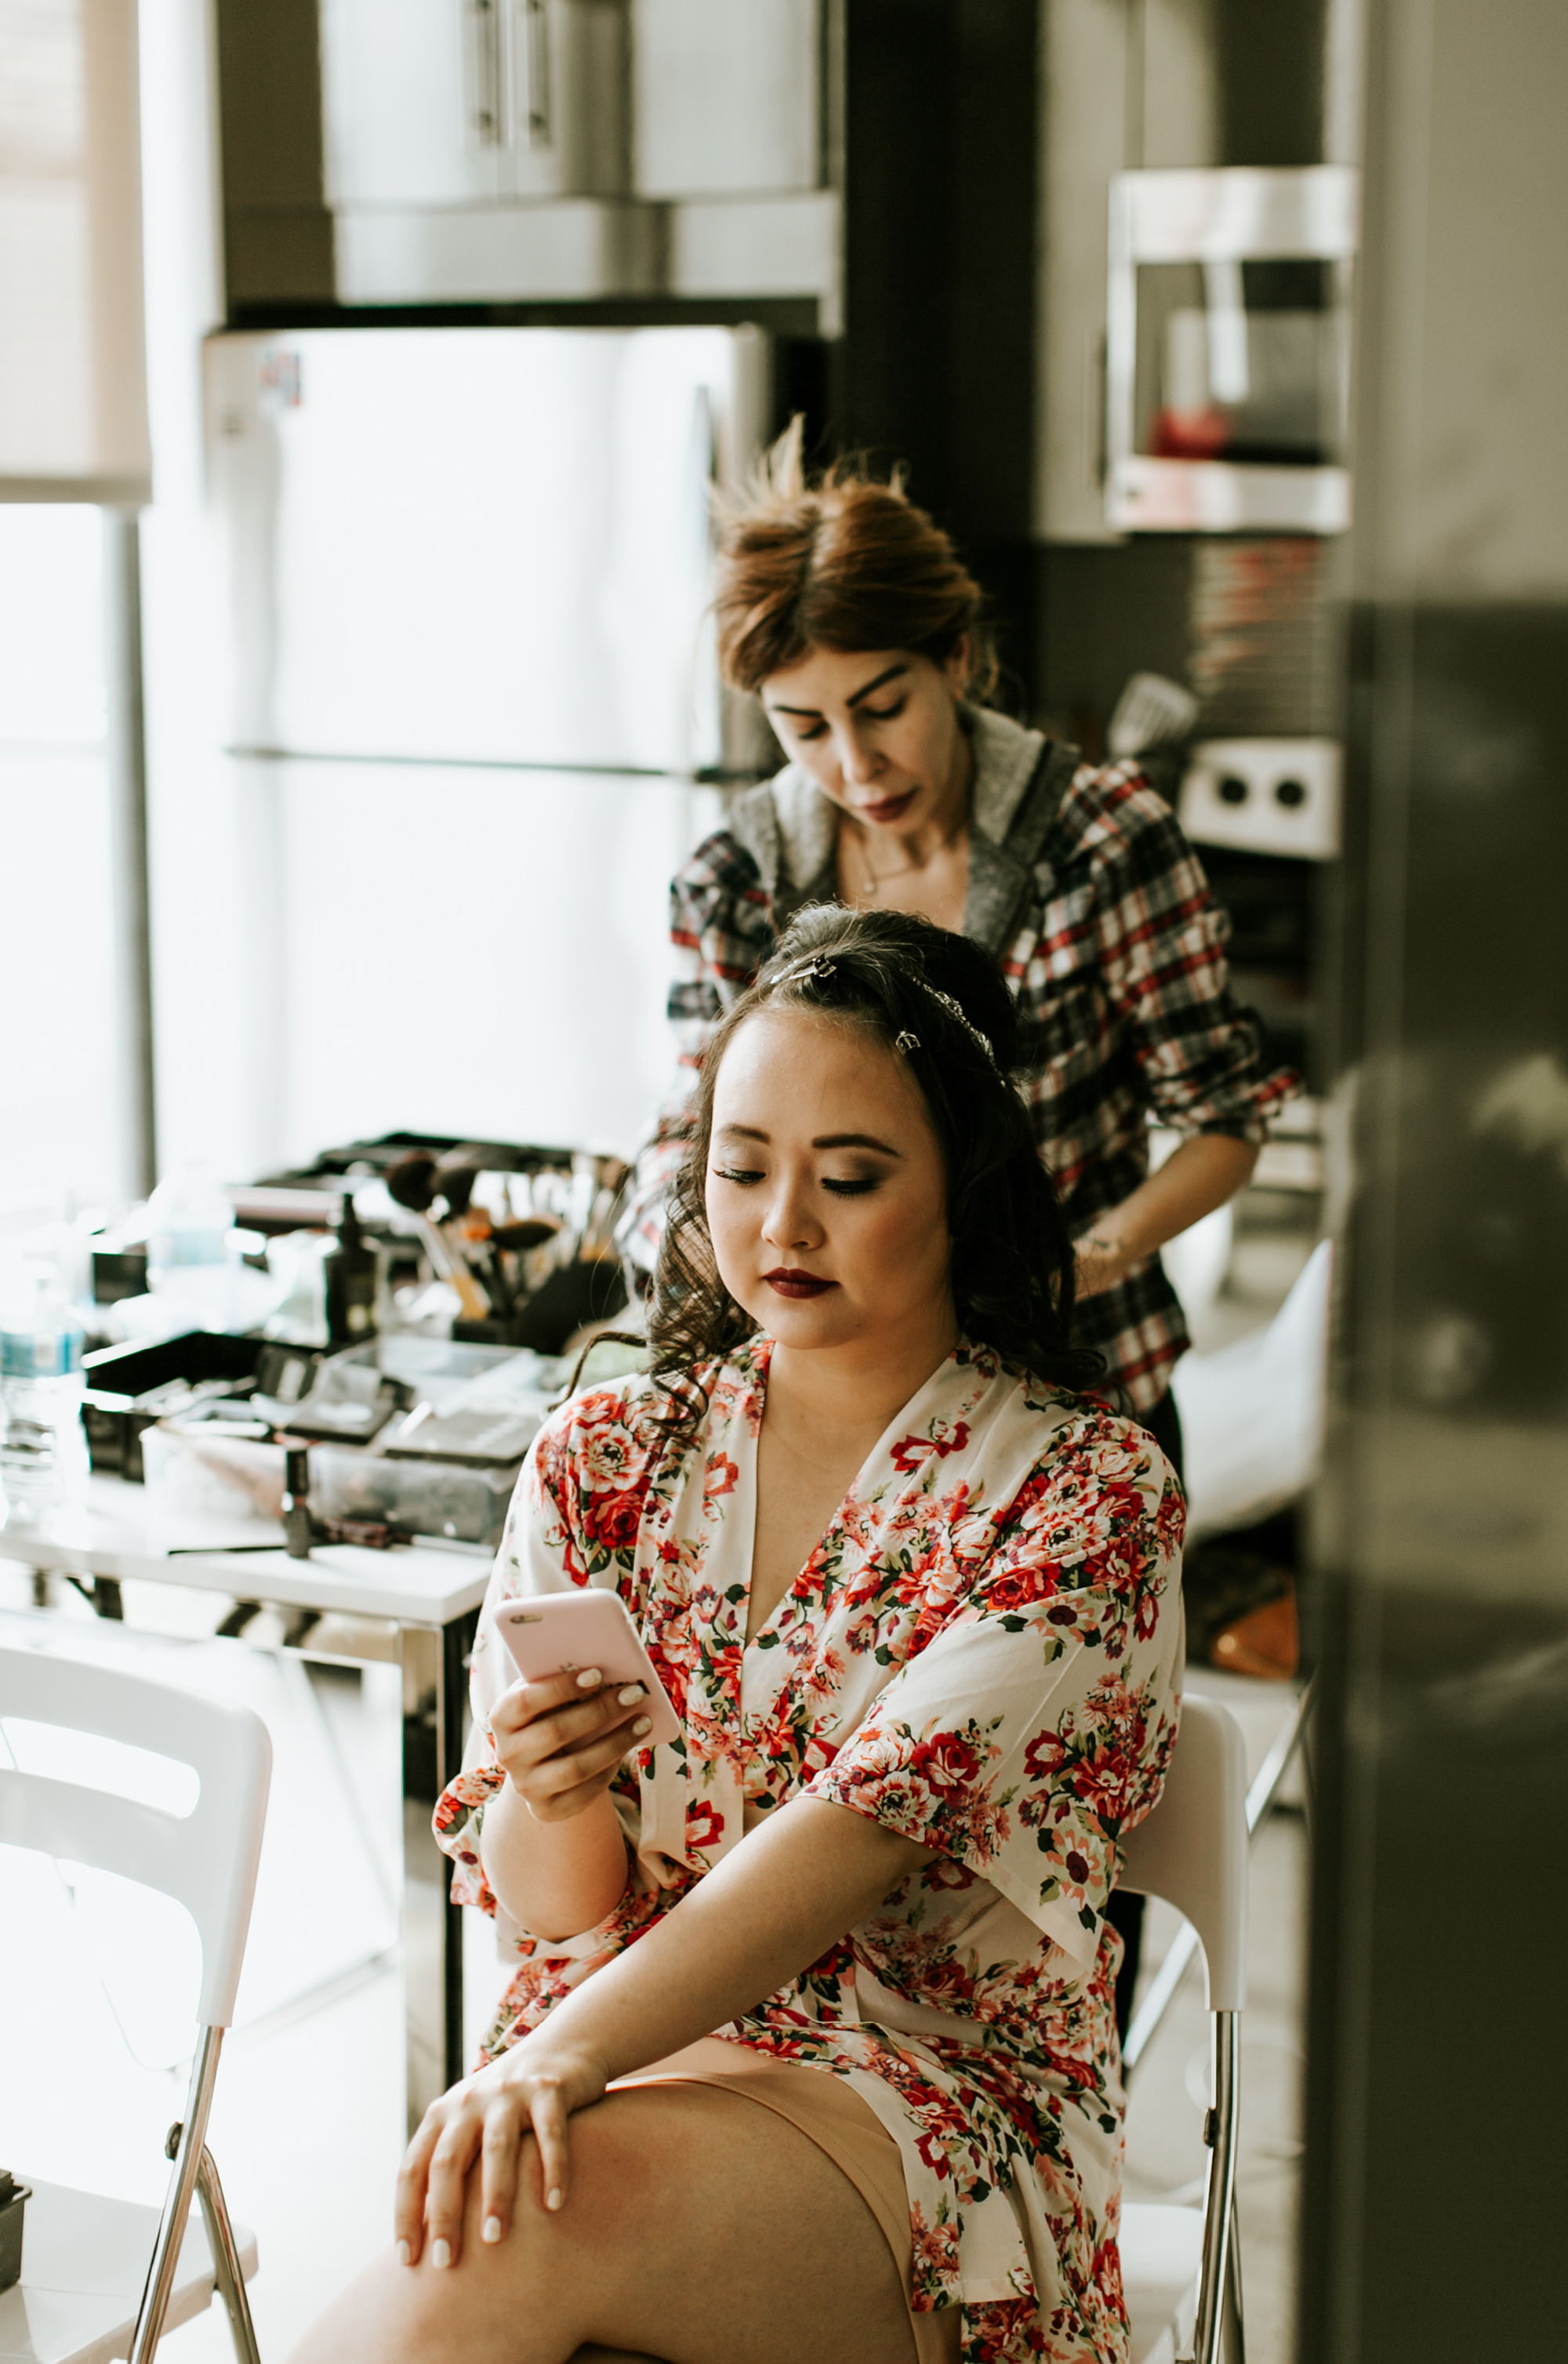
[320,0,630,208]
[632,0,822,196]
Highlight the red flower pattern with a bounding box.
[435,1339,1182,2364]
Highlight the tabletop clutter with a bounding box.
[60,1132,639,1556]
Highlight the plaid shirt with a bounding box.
[620,706,1295,1411]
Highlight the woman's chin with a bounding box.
[742,1290,861,1347]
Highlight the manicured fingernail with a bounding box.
[431,2239,452,2270]
[546,2187,563,2212]
[395,2239,411,2267]
[618,1683,644,1705]
[575,1668,601,1688]
[482,2215,503,2244]
[633,1715,652,1736]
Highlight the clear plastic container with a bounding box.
[145,1161,236,1327]
[310,1444,517,1549]
[0,1269,89,1519]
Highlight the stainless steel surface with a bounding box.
[206,325,767,775]
[102,513,158,1202]
[127,2027,223,2364]
[1106,167,1356,535]
[1303,1,1568,2355]
[1188,2008,1240,2364]
[193,2146,262,2364]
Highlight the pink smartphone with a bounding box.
[493,1591,681,1749]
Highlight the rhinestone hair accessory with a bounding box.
[772,946,996,1068]
[915,978,996,1064]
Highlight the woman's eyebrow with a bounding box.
[764,662,909,718]
[813,1133,902,1156]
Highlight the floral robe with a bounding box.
[434,1339,1184,2364]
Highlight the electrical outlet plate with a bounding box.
[1179,737,1342,861]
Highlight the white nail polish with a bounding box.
[395,2239,411,2268]
[546,2188,563,2212]
[575,1668,601,1688]
[633,1715,652,1736]
[431,2239,452,2270]
[618,1684,644,1705]
[482,2215,503,2244]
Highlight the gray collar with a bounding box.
[727,707,1070,951]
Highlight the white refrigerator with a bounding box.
[202,325,769,1171]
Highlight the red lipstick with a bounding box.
[856,789,916,825]
[764,1268,837,1299]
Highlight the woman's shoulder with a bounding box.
[672,765,834,916]
[1056,754,1200,877]
[996,1364,1181,1512]
[532,1342,760,1491]
[532,1366,670,1469]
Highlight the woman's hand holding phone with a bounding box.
[490,1664,655,1823]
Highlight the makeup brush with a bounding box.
[384,1153,489,1320]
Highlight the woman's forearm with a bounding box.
[478,1776,631,1941]
[1077,1132,1258,1297]
[530,1797,926,2079]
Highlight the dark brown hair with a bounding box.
[712,419,998,702]
[644,905,1102,1441]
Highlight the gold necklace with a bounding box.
[851,819,967,902]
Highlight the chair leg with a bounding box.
[129,2029,224,2362]
[196,2146,263,2364]
[1222,2192,1246,2364]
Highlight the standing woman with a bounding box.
[625,420,1293,1483]
[621,423,1294,2022]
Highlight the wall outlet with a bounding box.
[1179,737,1342,860]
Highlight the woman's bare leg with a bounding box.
[288,2082,917,2364]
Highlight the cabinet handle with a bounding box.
[468,0,504,147]
[519,0,552,149]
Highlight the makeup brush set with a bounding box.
[245,1131,633,1355]
[380,1142,632,1348]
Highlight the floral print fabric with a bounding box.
[434,1339,1183,2362]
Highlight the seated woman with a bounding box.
[289,907,1185,2364]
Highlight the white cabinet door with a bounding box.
[507,0,629,198]
[633,0,822,197]
[321,0,506,205]
[322,0,627,208]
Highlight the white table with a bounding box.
[0,1477,489,2131]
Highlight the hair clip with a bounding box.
[916,979,996,1065]
[895,1029,920,1054]
[776,953,837,987]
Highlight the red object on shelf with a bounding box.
[1149,405,1232,460]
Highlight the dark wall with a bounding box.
[827,0,1040,697]
[1215,0,1328,166]
[215,0,335,306]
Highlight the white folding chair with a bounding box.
[0,1644,271,2362]
[1117,1696,1249,2364]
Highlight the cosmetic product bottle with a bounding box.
[324,1198,379,1344]
[282,1445,314,1559]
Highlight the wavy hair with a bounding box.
[644,906,1102,1438]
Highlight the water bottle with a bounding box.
[0,1269,89,1520]
[146,1160,235,1328]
